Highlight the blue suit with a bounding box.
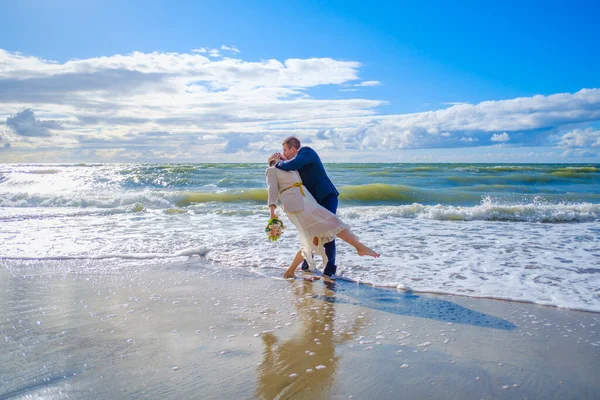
[275,146,339,276]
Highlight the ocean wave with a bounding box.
[479,165,541,172]
[444,165,597,174]
[340,201,600,222]
[0,247,210,262]
[176,189,266,206]
[367,171,395,177]
[0,191,173,209]
[447,170,598,184]
[0,185,481,208]
[0,208,132,221]
[446,174,558,184]
[3,182,600,212]
[24,169,60,174]
[190,201,600,222]
[164,208,189,215]
[554,166,598,173]
[551,169,599,178]
[338,183,482,204]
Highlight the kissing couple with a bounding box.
[266,136,379,282]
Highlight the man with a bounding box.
[275,136,340,280]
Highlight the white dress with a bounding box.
[266,166,347,269]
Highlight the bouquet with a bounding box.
[265,217,285,242]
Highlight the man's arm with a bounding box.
[275,148,311,171]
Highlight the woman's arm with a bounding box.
[265,168,279,217]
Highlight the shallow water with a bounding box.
[1,163,599,312]
[1,263,598,399]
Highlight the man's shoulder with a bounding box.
[300,146,323,163]
[298,146,318,157]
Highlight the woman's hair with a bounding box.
[268,154,279,166]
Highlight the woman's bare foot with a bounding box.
[283,271,296,279]
[357,245,380,258]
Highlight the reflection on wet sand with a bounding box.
[256,280,364,400]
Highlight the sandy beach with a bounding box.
[1,260,599,400]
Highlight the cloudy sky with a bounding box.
[1,0,599,163]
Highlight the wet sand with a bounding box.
[1,261,599,399]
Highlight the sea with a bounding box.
[1,163,599,312]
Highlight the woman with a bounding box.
[266,153,379,280]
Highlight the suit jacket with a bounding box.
[275,146,338,204]
[265,167,305,213]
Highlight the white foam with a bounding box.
[2,181,599,313]
[338,202,600,223]
[196,210,600,313]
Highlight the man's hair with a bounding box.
[282,136,301,150]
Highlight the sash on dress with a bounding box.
[279,172,305,213]
[279,182,305,196]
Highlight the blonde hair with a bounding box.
[268,154,279,166]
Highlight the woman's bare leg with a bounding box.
[283,249,305,278]
[336,229,380,257]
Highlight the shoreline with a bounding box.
[324,274,600,314]
[1,261,599,399]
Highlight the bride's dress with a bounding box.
[266,167,347,269]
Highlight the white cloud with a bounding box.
[202,134,222,143]
[223,133,252,153]
[355,80,381,87]
[353,89,600,149]
[491,132,510,142]
[556,128,600,148]
[6,108,61,137]
[221,45,240,53]
[561,148,598,158]
[1,48,599,162]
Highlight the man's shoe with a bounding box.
[300,260,310,271]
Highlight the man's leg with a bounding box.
[320,195,339,277]
[300,260,310,271]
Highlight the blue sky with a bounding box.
[1,0,599,163]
